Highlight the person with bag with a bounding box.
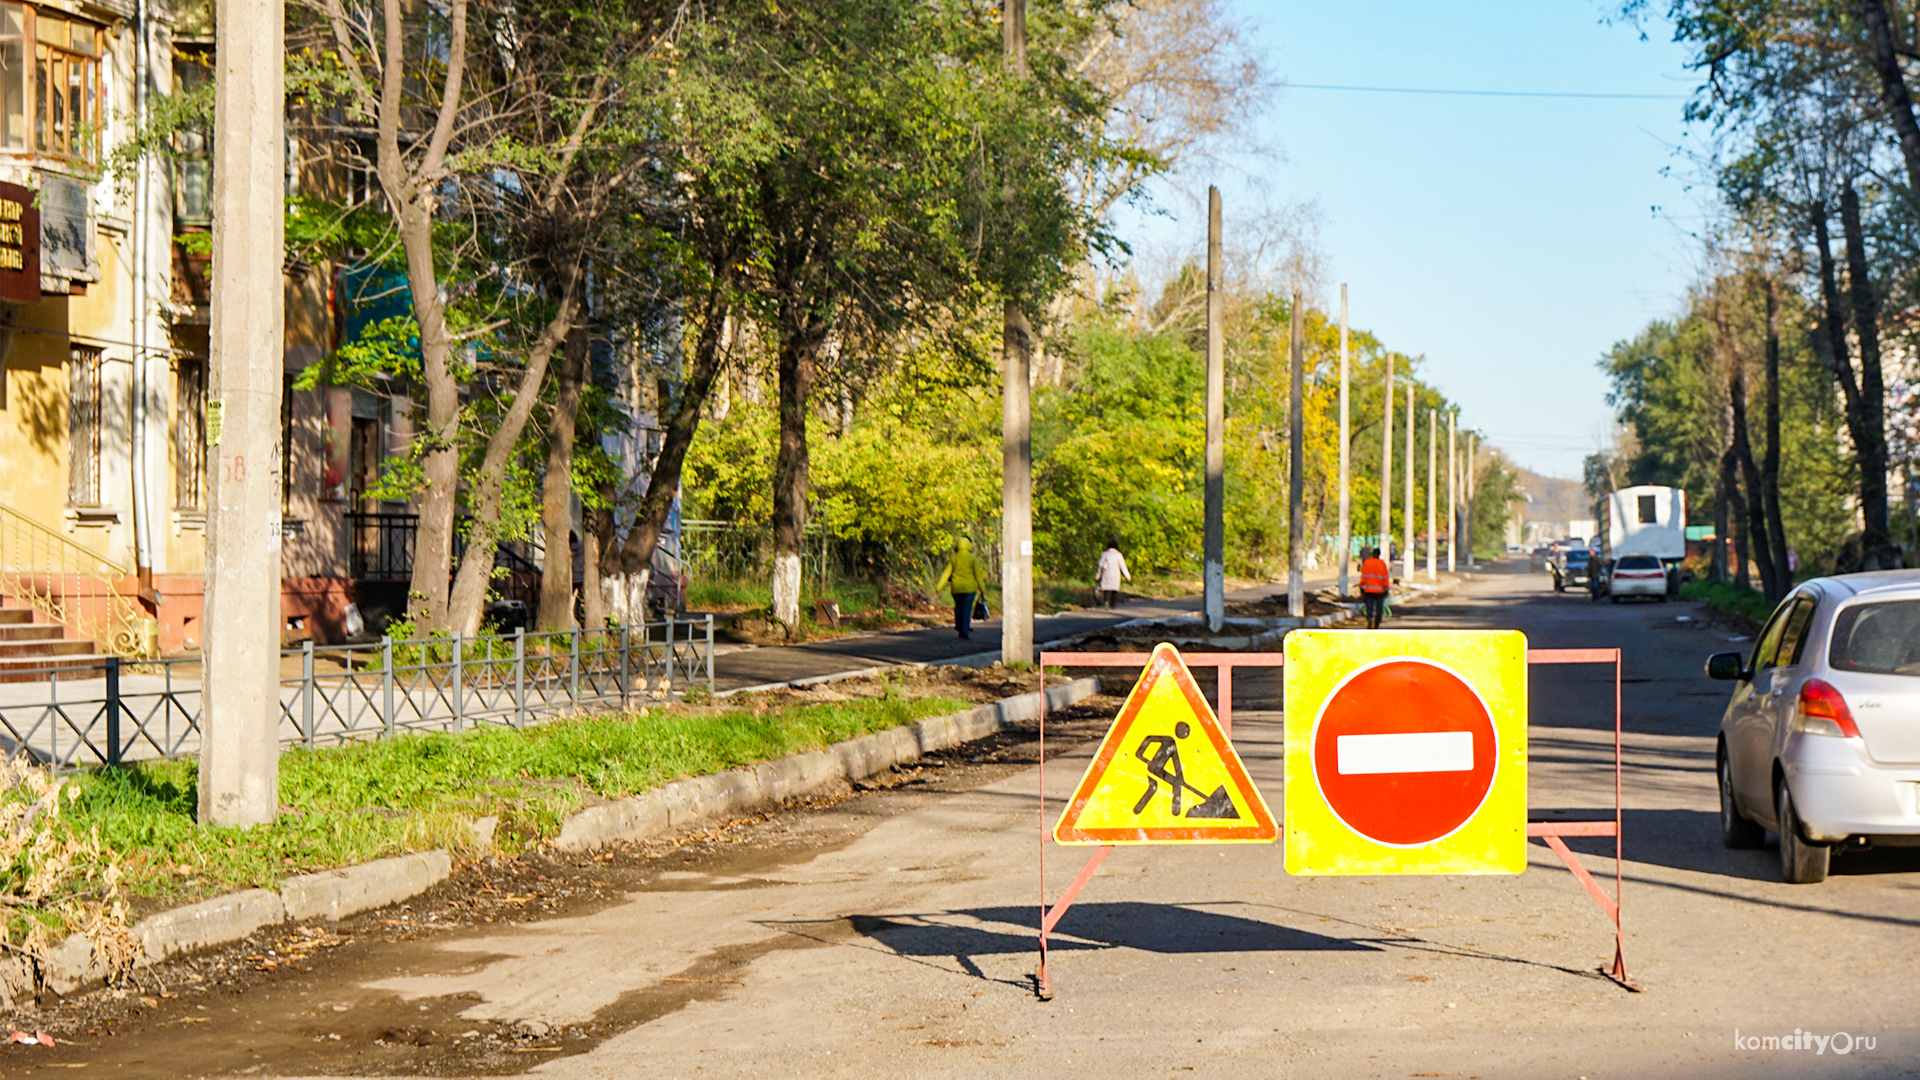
[934,536,986,640]
[1095,541,1131,609]
[1358,546,1392,629]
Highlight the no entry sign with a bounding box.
[1284,630,1527,875]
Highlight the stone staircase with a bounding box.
[0,602,108,684]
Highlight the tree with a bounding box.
[301,0,662,634]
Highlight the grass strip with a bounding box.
[60,693,971,906]
[1678,579,1775,626]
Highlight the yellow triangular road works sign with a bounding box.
[1054,643,1277,845]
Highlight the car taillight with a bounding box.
[1794,678,1861,738]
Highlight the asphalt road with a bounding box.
[39,560,1920,1078]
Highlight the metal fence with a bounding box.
[0,616,714,770]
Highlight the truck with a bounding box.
[1606,486,1686,560]
[1597,486,1687,598]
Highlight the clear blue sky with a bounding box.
[1124,1,1708,480]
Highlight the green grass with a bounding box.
[1679,579,1776,625]
[62,693,970,905]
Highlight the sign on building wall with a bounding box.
[0,181,41,302]
[38,176,90,282]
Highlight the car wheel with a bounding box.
[1610,594,1621,604]
[1775,781,1830,884]
[1657,593,1668,603]
[1718,748,1763,849]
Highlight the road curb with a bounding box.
[4,678,1101,1006]
[552,676,1099,852]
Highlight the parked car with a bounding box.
[1530,545,1553,572]
[1608,553,1669,602]
[1549,547,1594,592]
[1705,570,1920,883]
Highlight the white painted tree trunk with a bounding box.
[771,551,802,633]
[603,569,651,625]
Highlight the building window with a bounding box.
[173,49,209,223]
[175,358,205,509]
[0,3,102,160]
[67,344,101,505]
[282,371,294,512]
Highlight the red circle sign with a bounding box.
[1310,658,1498,847]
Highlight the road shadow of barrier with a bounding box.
[948,903,1374,955]
[1542,806,1920,884]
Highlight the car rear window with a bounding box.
[1616,555,1661,570]
[1829,600,1920,676]
[1565,551,1589,565]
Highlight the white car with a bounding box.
[1608,554,1669,601]
[1706,571,1920,883]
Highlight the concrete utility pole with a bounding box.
[201,0,284,827]
[1287,291,1305,618]
[1336,285,1350,598]
[1202,187,1225,632]
[1402,384,1415,581]
[1000,0,1032,666]
[1465,432,1478,567]
[1447,410,1457,573]
[1379,355,1393,561]
[1427,407,1437,582]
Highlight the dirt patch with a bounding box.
[704,663,1074,711]
[0,700,1121,1077]
[1223,590,1353,619]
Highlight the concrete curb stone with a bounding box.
[5,678,1101,1004]
[280,851,453,923]
[135,888,286,963]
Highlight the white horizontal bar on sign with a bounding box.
[1336,731,1474,775]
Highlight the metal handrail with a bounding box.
[0,502,150,657]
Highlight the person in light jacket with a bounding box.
[1095,541,1131,609]
[934,536,986,639]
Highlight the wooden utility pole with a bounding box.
[1402,384,1415,581]
[1336,285,1350,598]
[1379,355,1393,561]
[1000,0,1032,665]
[1203,187,1225,632]
[1427,407,1437,581]
[1447,410,1457,573]
[1287,291,1305,618]
[201,0,284,826]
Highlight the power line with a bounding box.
[1285,82,1686,101]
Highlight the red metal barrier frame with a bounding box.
[1034,645,1636,1000]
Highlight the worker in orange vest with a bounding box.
[1358,546,1392,629]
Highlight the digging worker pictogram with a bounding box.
[1131,722,1239,819]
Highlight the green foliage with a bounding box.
[1035,322,1203,578]
[1601,280,1854,572]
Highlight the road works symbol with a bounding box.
[1054,642,1276,844]
[1284,629,1527,875]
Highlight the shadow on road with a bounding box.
[1540,807,1920,885]
[832,902,1373,970]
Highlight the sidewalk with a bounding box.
[709,572,1349,692]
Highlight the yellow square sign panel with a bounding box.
[1054,643,1276,845]
[1284,629,1527,875]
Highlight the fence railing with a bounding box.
[0,616,714,769]
[0,502,153,657]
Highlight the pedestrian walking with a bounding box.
[1359,546,1391,629]
[1095,541,1131,609]
[933,536,986,639]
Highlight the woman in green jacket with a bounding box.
[933,536,985,639]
